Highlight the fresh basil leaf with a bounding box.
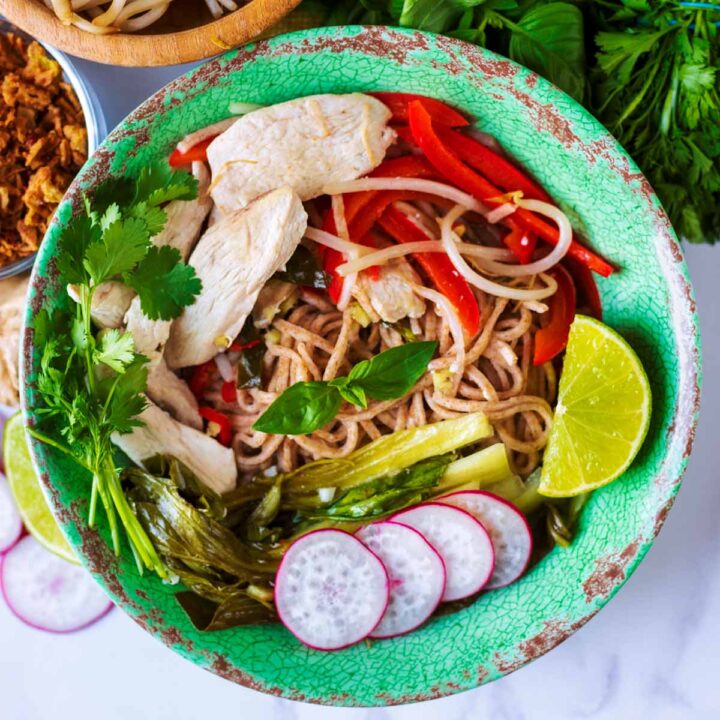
[337,383,368,409]
[274,245,329,289]
[253,382,341,435]
[346,341,437,400]
[509,2,586,102]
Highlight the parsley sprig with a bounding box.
[31,162,202,578]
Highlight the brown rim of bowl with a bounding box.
[1,0,303,67]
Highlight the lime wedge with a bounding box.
[3,413,78,564]
[540,315,651,497]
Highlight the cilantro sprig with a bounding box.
[31,161,202,578]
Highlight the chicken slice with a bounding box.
[112,402,236,494]
[165,187,307,369]
[357,258,426,323]
[153,161,212,261]
[145,357,202,431]
[123,297,170,357]
[66,282,135,330]
[207,93,394,213]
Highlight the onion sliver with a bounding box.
[476,198,573,277]
[485,202,517,225]
[323,178,490,217]
[304,227,371,257]
[440,206,558,301]
[214,353,234,383]
[176,118,237,154]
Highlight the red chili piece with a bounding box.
[198,407,232,447]
[168,135,217,168]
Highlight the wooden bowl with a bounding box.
[1,0,303,66]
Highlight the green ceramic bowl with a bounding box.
[21,26,701,706]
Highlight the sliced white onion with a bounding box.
[336,239,515,277]
[410,283,466,373]
[304,227,371,256]
[485,202,517,225]
[337,241,443,276]
[214,353,235,383]
[323,178,490,217]
[176,118,237,154]
[440,205,557,301]
[477,198,573,277]
[332,195,350,241]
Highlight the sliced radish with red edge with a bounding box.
[439,491,532,588]
[0,473,22,554]
[391,502,494,601]
[275,529,389,650]
[356,521,446,638]
[1,535,112,633]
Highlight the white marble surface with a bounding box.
[2,60,719,720]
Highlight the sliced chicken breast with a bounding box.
[145,357,202,431]
[124,297,171,357]
[153,161,212,261]
[358,258,426,323]
[207,93,395,213]
[67,282,135,330]
[112,402,236,494]
[165,187,307,369]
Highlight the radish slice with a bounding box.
[391,502,494,601]
[0,473,22,554]
[275,529,389,650]
[439,491,533,588]
[0,535,113,633]
[356,521,446,638]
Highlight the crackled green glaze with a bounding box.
[21,26,701,706]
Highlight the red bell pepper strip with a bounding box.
[438,128,552,203]
[370,92,469,127]
[189,360,215,401]
[533,266,577,366]
[342,155,435,225]
[378,205,481,336]
[406,100,614,278]
[563,257,602,320]
[198,407,232,447]
[502,222,538,264]
[221,380,238,404]
[168,136,217,168]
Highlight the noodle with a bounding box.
[45,0,238,32]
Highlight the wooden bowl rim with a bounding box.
[2,0,302,66]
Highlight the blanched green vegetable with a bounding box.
[435,443,514,495]
[281,412,492,500]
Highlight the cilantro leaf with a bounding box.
[100,203,122,231]
[83,217,151,285]
[124,246,202,321]
[56,215,100,285]
[134,162,198,207]
[128,202,167,236]
[104,358,149,434]
[95,329,136,373]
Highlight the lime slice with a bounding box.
[3,413,78,564]
[540,315,651,497]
